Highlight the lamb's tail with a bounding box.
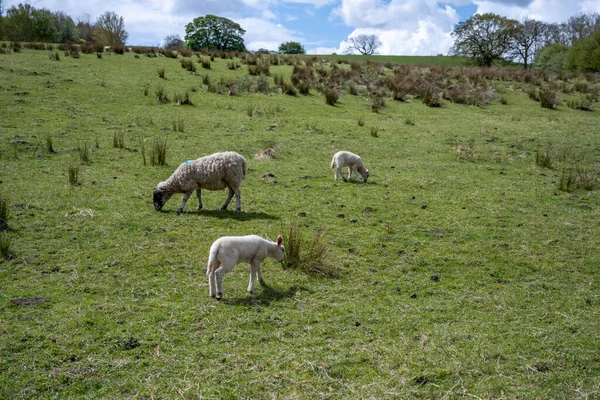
[330,156,335,169]
[241,157,247,179]
[206,243,220,276]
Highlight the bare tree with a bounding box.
[563,12,600,44]
[511,19,545,69]
[163,34,184,50]
[95,11,128,46]
[347,34,382,55]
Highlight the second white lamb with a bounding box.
[330,151,369,182]
[206,235,285,300]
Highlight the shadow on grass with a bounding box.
[221,284,312,306]
[161,209,279,220]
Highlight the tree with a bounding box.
[4,3,36,41]
[451,13,519,67]
[32,8,58,42]
[534,44,569,72]
[278,41,305,54]
[54,11,77,43]
[163,34,184,50]
[563,12,600,45]
[76,14,95,43]
[565,29,600,72]
[346,34,381,55]
[185,14,246,52]
[95,11,128,46]
[511,19,545,70]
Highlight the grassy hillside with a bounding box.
[1,46,599,399]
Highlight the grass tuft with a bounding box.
[79,141,90,162]
[0,194,8,231]
[68,165,81,186]
[150,137,167,166]
[0,232,12,260]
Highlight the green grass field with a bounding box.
[1,48,600,399]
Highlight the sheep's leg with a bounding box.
[336,167,346,182]
[353,166,360,181]
[333,165,338,181]
[207,259,220,298]
[256,262,266,286]
[221,187,235,211]
[195,189,202,211]
[177,190,193,214]
[234,188,241,213]
[215,262,236,300]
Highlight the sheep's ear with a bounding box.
[277,235,283,246]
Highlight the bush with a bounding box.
[539,88,560,109]
[181,58,196,72]
[323,87,340,105]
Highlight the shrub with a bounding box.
[358,117,365,127]
[201,57,211,69]
[49,51,60,61]
[158,68,166,79]
[371,93,386,113]
[323,87,340,105]
[539,88,560,109]
[202,74,210,86]
[113,45,125,55]
[370,127,379,138]
[174,90,192,105]
[422,86,444,107]
[11,42,22,53]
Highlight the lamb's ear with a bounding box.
[277,235,283,246]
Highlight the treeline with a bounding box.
[0,1,128,46]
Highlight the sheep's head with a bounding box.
[153,187,172,211]
[274,235,285,262]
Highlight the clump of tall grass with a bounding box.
[49,51,60,61]
[139,137,147,166]
[68,165,81,186]
[142,83,150,96]
[370,127,379,138]
[283,223,338,278]
[540,88,560,109]
[113,132,125,149]
[46,135,56,153]
[150,137,167,166]
[181,58,196,72]
[535,146,555,169]
[0,194,8,231]
[79,141,90,162]
[156,86,169,104]
[358,117,365,127]
[201,57,211,69]
[323,87,340,105]
[173,90,192,105]
[0,232,12,260]
[157,68,166,79]
[559,166,599,191]
[172,117,185,132]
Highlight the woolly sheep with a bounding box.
[153,151,247,214]
[206,235,285,300]
[330,151,369,182]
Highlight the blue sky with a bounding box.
[7,0,600,55]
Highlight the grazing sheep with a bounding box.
[153,151,246,214]
[206,235,285,300]
[330,151,369,182]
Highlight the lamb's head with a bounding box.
[359,167,369,183]
[153,185,173,211]
[273,235,285,262]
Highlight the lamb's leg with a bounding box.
[333,164,338,181]
[256,262,266,286]
[207,259,220,298]
[177,190,193,214]
[196,188,203,211]
[353,166,360,181]
[248,260,259,294]
[214,262,236,300]
[336,167,346,182]
[221,187,235,211]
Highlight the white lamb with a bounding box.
[330,151,369,182]
[206,235,285,300]
[153,151,246,214]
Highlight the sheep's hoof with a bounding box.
[216,293,222,301]
[248,290,254,295]
[234,209,240,213]
[259,279,266,286]
[176,209,183,215]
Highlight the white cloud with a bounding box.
[473,0,600,22]
[235,17,302,51]
[331,0,460,55]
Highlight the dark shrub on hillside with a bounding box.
[540,88,560,109]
